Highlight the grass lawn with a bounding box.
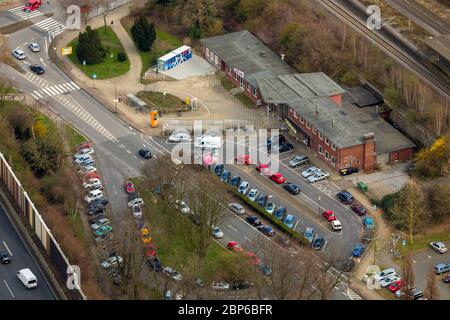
[120,16,183,76]
[67,26,130,79]
[399,228,450,254]
[137,91,188,113]
[64,125,86,150]
[218,73,234,91]
[235,92,257,109]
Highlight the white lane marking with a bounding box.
[227,224,237,232]
[70,81,80,90]
[2,241,12,256]
[244,236,253,243]
[3,280,14,299]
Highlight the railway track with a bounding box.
[316,0,450,99]
[384,0,450,35]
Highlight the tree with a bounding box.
[392,180,428,245]
[177,0,223,37]
[0,78,15,109]
[130,16,156,52]
[414,135,450,178]
[400,252,416,300]
[426,183,450,222]
[76,26,104,65]
[424,264,440,300]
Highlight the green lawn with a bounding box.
[65,125,86,150]
[399,228,450,254]
[137,91,188,113]
[67,26,130,79]
[235,92,257,109]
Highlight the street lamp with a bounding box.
[106,80,118,113]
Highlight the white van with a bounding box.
[17,268,37,289]
[194,136,222,149]
[85,189,103,203]
[168,132,191,143]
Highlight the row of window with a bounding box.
[292,110,336,150]
[228,67,257,97]
[318,145,336,166]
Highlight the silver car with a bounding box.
[28,42,40,52]
[12,48,26,60]
[228,203,245,215]
[301,166,320,178]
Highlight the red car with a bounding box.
[144,244,157,257]
[270,173,286,184]
[83,172,100,182]
[351,203,367,216]
[388,279,402,293]
[322,210,336,221]
[124,181,135,194]
[256,164,271,175]
[246,252,261,265]
[235,155,252,165]
[75,141,92,152]
[227,241,244,252]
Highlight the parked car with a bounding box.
[246,215,261,226]
[304,227,314,243]
[311,236,325,251]
[229,175,241,187]
[228,203,245,215]
[220,170,231,182]
[395,287,424,300]
[138,149,152,159]
[380,275,400,288]
[27,42,40,52]
[256,194,268,207]
[227,241,243,252]
[128,197,144,208]
[247,189,259,202]
[30,64,45,75]
[235,155,252,165]
[91,218,110,230]
[301,167,320,178]
[352,244,366,257]
[341,259,355,272]
[238,181,250,194]
[388,279,403,293]
[289,155,309,167]
[434,263,450,275]
[79,165,96,174]
[168,132,190,142]
[12,48,26,60]
[351,203,367,216]
[307,170,330,183]
[84,189,103,203]
[147,257,163,272]
[443,274,450,283]
[274,207,286,220]
[273,143,294,153]
[132,205,142,218]
[362,217,375,230]
[88,214,106,224]
[330,219,342,231]
[74,154,93,165]
[337,191,354,204]
[75,148,94,157]
[267,134,286,150]
[256,164,271,175]
[163,267,182,281]
[86,203,105,215]
[101,255,123,269]
[270,173,286,184]
[362,231,375,244]
[430,241,448,254]
[214,164,224,176]
[339,167,359,176]
[90,197,108,206]
[257,262,272,276]
[123,181,135,194]
[258,225,275,237]
[94,225,113,238]
[265,201,275,214]
[282,182,300,195]
[212,227,224,239]
[212,281,229,290]
[230,280,254,290]
[175,200,190,215]
[374,268,397,282]
[0,252,11,264]
[322,210,336,221]
[83,178,101,189]
[283,214,295,229]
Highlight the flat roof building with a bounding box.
[425,34,450,75]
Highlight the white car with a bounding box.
[301,167,320,178]
[132,205,142,218]
[85,189,103,203]
[101,256,123,269]
[247,189,258,202]
[74,155,93,165]
[238,181,250,194]
[163,267,182,281]
[430,241,448,254]
[176,200,190,215]
[212,227,224,239]
[83,178,101,189]
[307,170,330,183]
[374,268,397,283]
[380,275,400,288]
[76,148,94,157]
[128,197,144,208]
[330,219,342,231]
[79,165,97,174]
[28,42,40,52]
[212,281,229,290]
[168,132,191,142]
[289,155,309,167]
[91,218,110,230]
[12,48,26,60]
[265,201,276,214]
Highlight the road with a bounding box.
[1,5,363,300]
[0,201,56,300]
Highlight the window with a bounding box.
[319,132,323,140]
[300,116,304,124]
[293,111,298,119]
[253,87,257,97]
[318,145,323,154]
[205,47,210,58]
[228,67,231,75]
[331,156,336,165]
[325,138,330,145]
[313,128,317,134]
[234,71,238,80]
[331,143,336,151]
[325,151,329,159]
[306,121,310,129]
[246,82,250,90]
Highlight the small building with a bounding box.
[425,34,450,75]
[157,45,193,72]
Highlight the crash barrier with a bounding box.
[0,152,87,300]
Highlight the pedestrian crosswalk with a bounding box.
[347,288,363,300]
[31,82,80,100]
[8,6,44,20]
[35,17,67,37]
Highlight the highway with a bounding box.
[0,201,56,300]
[0,4,363,299]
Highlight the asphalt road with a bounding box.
[0,201,56,300]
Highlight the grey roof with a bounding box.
[425,34,450,61]
[200,30,295,87]
[257,73,346,104]
[290,97,367,149]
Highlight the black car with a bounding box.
[139,149,152,159]
[90,197,109,206]
[246,215,262,226]
[282,182,300,195]
[267,134,286,150]
[258,225,275,237]
[339,167,359,176]
[274,143,294,154]
[147,257,163,272]
[0,252,11,264]
[214,164,224,176]
[337,191,353,204]
[128,191,140,202]
[311,236,325,251]
[230,280,254,290]
[229,176,241,187]
[88,214,107,224]
[30,64,45,75]
[341,259,355,272]
[256,194,268,207]
[86,204,105,215]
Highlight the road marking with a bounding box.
[244,236,253,243]
[3,280,14,299]
[2,241,12,256]
[227,224,237,232]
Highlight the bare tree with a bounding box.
[0,77,15,109]
[400,252,416,300]
[313,255,345,300]
[424,264,440,300]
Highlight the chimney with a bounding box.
[332,118,335,128]
[280,53,285,61]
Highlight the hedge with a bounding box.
[229,187,310,246]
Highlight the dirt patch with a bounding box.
[0,20,33,34]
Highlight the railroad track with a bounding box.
[316,0,450,98]
[384,0,450,35]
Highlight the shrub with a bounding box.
[130,15,156,52]
[117,52,126,62]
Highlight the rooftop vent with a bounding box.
[259,51,267,56]
[332,118,335,128]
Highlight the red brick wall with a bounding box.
[363,138,376,172]
[338,145,365,171]
[390,148,413,162]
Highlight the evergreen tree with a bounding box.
[130,16,156,52]
[76,26,105,65]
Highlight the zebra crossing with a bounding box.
[8,6,44,20]
[25,72,81,100]
[35,17,67,38]
[347,288,363,300]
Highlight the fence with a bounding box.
[86,0,133,19]
[0,152,87,300]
